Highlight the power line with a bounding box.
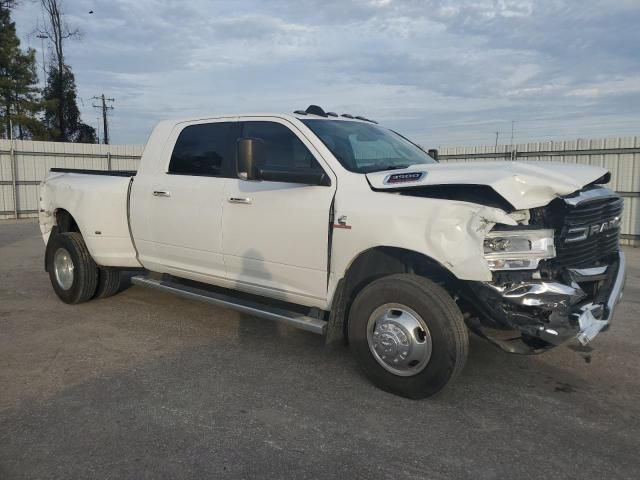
[91,94,115,144]
[406,113,640,132]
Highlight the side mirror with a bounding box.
[427,148,439,161]
[237,137,265,180]
[237,137,330,186]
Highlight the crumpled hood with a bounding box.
[365,161,609,210]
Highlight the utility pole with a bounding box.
[91,94,114,144]
[510,120,516,161]
[510,121,515,146]
[9,119,18,219]
[36,33,48,86]
[494,131,499,150]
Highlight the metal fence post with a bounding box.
[9,120,18,219]
[107,152,112,171]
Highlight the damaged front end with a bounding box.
[463,187,626,354]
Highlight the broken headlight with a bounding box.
[483,229,556,270]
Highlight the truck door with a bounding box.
[223,119,336,307]
[132,120,239,282]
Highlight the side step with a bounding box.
[131,275,327,335]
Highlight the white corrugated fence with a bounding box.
[438,136,639,246]
[1,136,638,245]
[0,139,142,220]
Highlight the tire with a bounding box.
[46,232,98,304]
[94,267,122,299]
[348,274,468,399]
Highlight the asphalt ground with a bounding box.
[1,219,639,479]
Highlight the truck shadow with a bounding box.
[117,269,146,294]
[235,249,280,338]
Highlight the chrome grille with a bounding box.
[555,191,623,268]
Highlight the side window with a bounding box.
[169,122,236,176]
[242,121,321,170]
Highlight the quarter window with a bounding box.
[169,122,236,176]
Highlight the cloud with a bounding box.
[12,0,640,145]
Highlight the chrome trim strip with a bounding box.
[131,275,327,335]
[563,187,619,206]
[568,265,608,277]
[569,265,609,277]
[606,250,626,316]
[576,251,626,345]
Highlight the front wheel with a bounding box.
[348,274,468,399]
[46,232,98,304]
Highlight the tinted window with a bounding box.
[169,122,236,176]
[242,121,321,170]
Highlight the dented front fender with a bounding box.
[331,191,522,286]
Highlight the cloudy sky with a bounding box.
[13,0,640,146]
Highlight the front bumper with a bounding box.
[468,251,626,353]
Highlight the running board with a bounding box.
[131,275,326,335]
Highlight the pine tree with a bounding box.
[0,3,44,139]
[42,63,96,143]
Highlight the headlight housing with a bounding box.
[483,229,556,270]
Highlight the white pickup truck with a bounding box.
[39,105,626,398]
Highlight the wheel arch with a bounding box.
[325,246,461,346]
[44,209,82,272]
[54,208,81,234]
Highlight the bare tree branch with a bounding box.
[38,0,80,140]
[1,1,20,10]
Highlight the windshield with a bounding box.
[301,119,436,173]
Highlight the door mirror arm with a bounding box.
[256,167,330,186]
[238,137,330,186]
[237,137,265,181]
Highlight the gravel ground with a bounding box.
[1,219,639,480]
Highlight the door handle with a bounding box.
[228,197,252,204]
[152,190,171,197]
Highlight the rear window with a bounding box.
[169,122,236,177]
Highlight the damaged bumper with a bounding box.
[468,251,626,353]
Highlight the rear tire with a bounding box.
[94,267,122,299]
[348,274,468,399]
[46,232,98,304]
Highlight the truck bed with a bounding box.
[50,168,137,177]
[40,169,141,268]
